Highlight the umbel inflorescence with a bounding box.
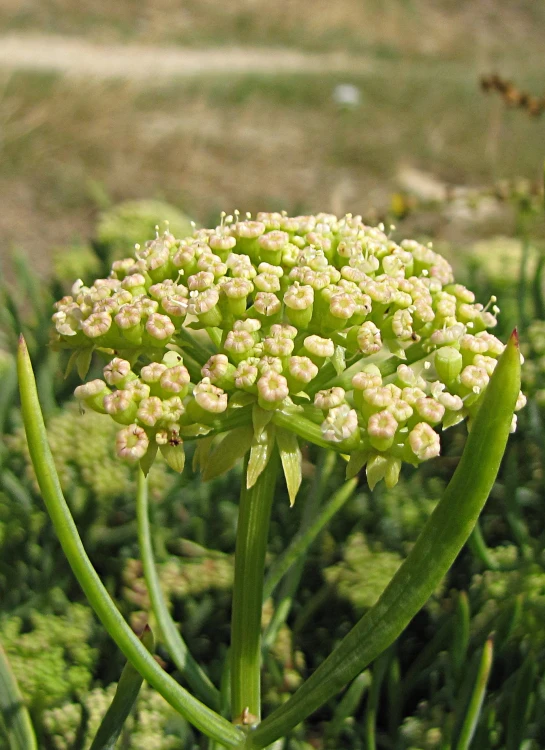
[52,212,525,501]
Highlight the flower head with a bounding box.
[53,212,523,494]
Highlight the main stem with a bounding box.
[231,449,279,724]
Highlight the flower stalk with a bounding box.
[231,449,280,725]
[135,468,221,709]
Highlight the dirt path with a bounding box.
[0,33,374,80]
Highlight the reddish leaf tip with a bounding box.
[18,333,27,351]
[510,328,519,347]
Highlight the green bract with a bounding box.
[52,212,525,500]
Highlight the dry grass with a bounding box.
[2,0,545,63]
[0,50,544,275]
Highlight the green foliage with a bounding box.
[0,604,97,713]
[8,403,173,506]
[323,532,402,613]
[95,200,194,264]
[53,243,102,288]
[123,554,233,612]
[43,684,187,750]
[470,547,545,645]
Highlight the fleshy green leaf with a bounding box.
[247,423,276,489]
[506,654,537,750]
[245,330,521,749]
[451,591,470,679]
[331,345,346,376]
[451,638,494,750]
[16,335,242,748]
[276,429,302,506]
[384,456,401,488]
[160,442,186,473]
[230,392,256,408]
[365,453,388,491]
[192,435,215,473]
[0,642,37,750]
[139,441,158,477]
[64,350,79,379]
[345,450,368,480]
[203,426,254,481]
[178,423,212,438]
[252,403,274,440]
[89,626,155,750]
[76,348,94,380]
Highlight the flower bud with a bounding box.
[286,356,318,391]
[407,422,440,462]
[221,278,254,316]
[74,379,111,414]
[367,409,398,451]
[137,396,164,427]
[284,283,314,328]
[160,365,191,396]
[81,312,112,340]
[140,362,168,384]
[303,335,335,365]
[103,358,135,387]
[314,387,346,410]
[103,389,138,424]
[257,372,289,410]
[414,397,445,425]
[234,361,259,391]
[251,292,282,323]
[202,354,236,389]
[356,322,382,355]
[115,304,143,344]
[116,424,150,462]
[224,329,256,363]
[187,379,228,423]
[188,289,222,327]
[434,346,463,383]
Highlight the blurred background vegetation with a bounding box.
[1,2,545,748]
[1,1,545,276]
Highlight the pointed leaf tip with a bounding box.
[510,328,519,347]
[18,334,27,352]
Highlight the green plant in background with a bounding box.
[0,605,97,715]
[16,211,522,748]
[95,200,195,266]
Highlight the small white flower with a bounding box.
[321,405,359,443]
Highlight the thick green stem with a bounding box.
[263,451,338,652]
[231,450,280,723]
[136,469,221,709]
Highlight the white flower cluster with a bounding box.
[53,212,524,488]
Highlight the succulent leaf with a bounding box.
[276,428,302,506]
